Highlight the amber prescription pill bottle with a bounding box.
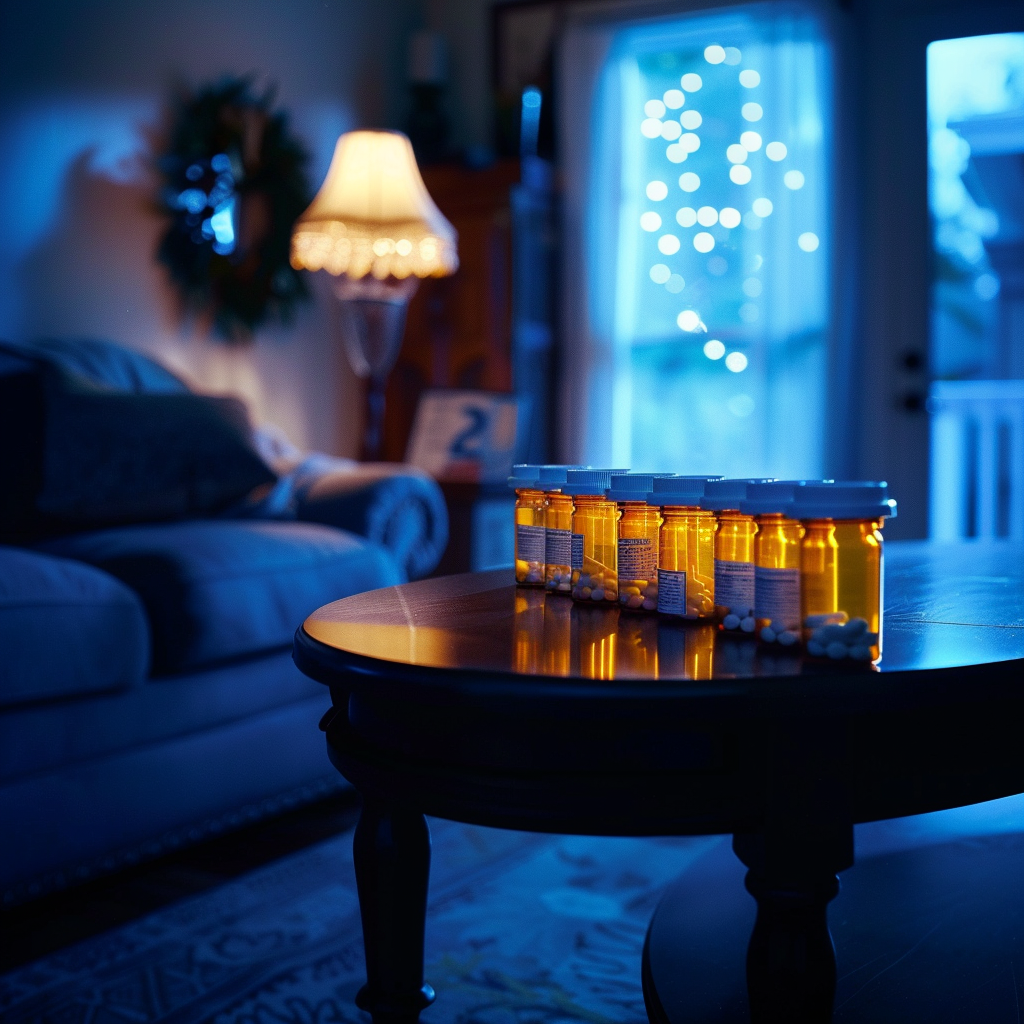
[740,482,805,644]
[794,481,896,663]
[508,464,547,586]
[700,479,771,632]
[606,473,667,611]
[563,469,621,604]
[647,477,719,619]
[536,465,578,593]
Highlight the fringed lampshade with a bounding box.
[290,130,458,280]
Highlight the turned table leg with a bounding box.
[733,827,851,1024]
[353,799,435,1024]
[741,866,840,1022]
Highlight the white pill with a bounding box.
[778,630,799,646]
[761,627,776,643]
[591,588,605,601]
[558,582,571,592]
[848,645,872,661]
[807,640,826,657]
[826,642,848,660]
[627,595,643,608]
[842,618,868,638]
[804,612,848,628]
[723,614,740,629]
[642,598,657,610]
[811,624,849,644]
[740,616,756,632]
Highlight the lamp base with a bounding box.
[334,277,420,461]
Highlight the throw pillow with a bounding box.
[0,342,276,540]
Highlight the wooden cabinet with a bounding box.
[380,159,521,463]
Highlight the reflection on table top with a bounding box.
[302,542,1024,682]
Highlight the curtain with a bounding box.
[559,1,832,478]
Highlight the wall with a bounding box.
[0,0,417,455]
[424,0,496,155]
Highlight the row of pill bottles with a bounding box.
[564,469,621,603]
[510,464,548,586]
[607,473,666,610]
[647,476,720,619]
[700,478,767,633]
[793,482,896,663]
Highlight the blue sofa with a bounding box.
[0,339,448,905]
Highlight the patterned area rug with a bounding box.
[2,795,1022,1024]
[0,821,723,1024]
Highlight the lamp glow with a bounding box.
[290,130,458,281]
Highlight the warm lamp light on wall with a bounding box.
[291,130,458,458]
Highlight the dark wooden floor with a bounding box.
[0,790,361,974]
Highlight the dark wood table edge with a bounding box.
[294,625,1024,717]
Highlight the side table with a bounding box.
[294,542,1024,1023]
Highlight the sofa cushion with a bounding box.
[0,350,46,540]
[26,337,190,394]
[0,547,149,708]
[0,340,276,542]
[0,649,322,784]
[39,520,403,675]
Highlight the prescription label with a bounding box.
[754,566,801,630]
[715,559,754,611]
[546,528,571,566]
[515,524,546,563]
[657,568,687,616]
[571,533,585,571]
[618,537,655,580]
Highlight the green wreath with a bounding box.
[155,78,312,341]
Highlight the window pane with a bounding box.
[589,10,830,477]
[927,33,1024,381]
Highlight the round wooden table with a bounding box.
[293,541,1024,1024]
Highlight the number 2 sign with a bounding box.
[405,390,523,483]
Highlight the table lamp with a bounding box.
[291,130,458,458]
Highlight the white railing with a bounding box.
[929,380,1024,541]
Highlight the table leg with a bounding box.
[353,800,435,1024]
[741,867,839,1022]
[733,829,849,1024]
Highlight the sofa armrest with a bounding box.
[291,462,448,581]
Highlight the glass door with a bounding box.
[926,32,1024,539]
